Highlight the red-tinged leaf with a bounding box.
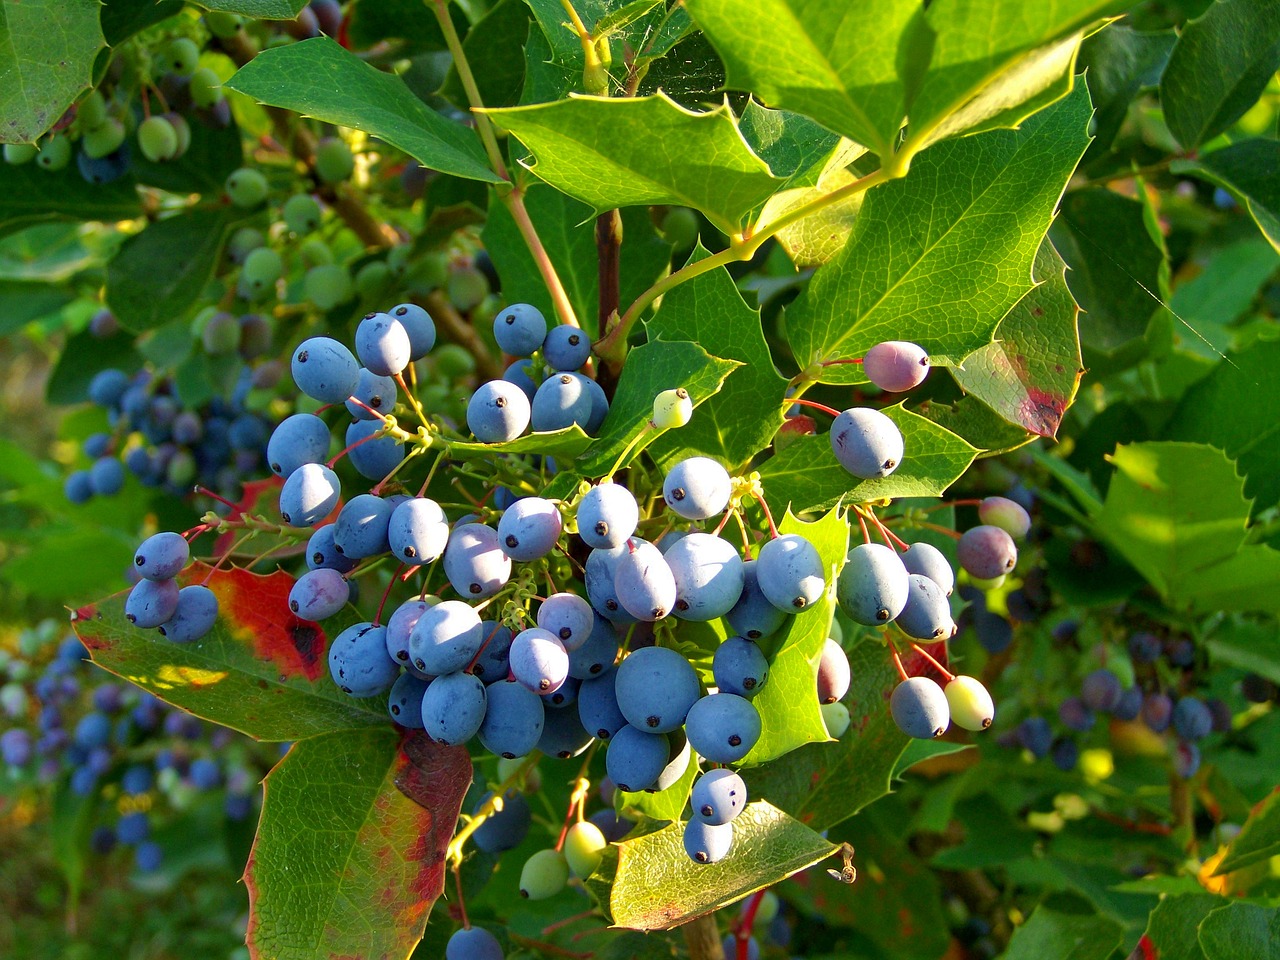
[211,476,299,560]
[72,563,385,742]
[245,729,473,960]
[952,239,1084,439]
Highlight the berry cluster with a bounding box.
[0,621,265,875]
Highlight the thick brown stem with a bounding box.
[1171,771,1197,855]
[682,913,725,960]
[596,209,622,331]
[423,290,504,381]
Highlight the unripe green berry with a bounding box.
[164,112,191,158]
[77,90,108,130]
[944,676,995,732]
[519,849,569,900]
[36,135,72,170]
[386,244,411,276]
[434,343,475,380]
[404,251,448,294]
[82,118,126,159]
[164,37,201,76]
[204,11,242,39]
[137,115,179,162]
[821,701,851,738]
[652,388,692,429]
[241,247,283,299]
[225,167,269,208]
[227,226,265,264]
[563,821,608,879]
[447,265,488,311]
[354,260,392,298]
[304,264,352,310]
[299,236,333,268]
[313,136,354,183]
[189,67,223,109]
[661,206,699,250]
[282,193,322,235]
[167,449,198,488]
[3,143,37,164]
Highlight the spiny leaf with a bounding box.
[785,83,1092,383]
[486,93,782,234]
[227,37,501,184]
[245,729,472,960]
[73,564,386,742]
[0,0,103,144]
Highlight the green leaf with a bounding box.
[1167,238,1279,359]
[5,527,137,604]
[765,166,866,267]
[1001,903,1124,960]
[785,805,952,960]
[106,206,243,333]
[1205,619,1280,687]
[1079,26,1175,155]
[246,729,472,960]
[1144,894,1225,960]
[46,326,142,404]
[487,93,782,234]
[345,0,461,53]
[685,0,928,157]
[1095,442,1280,615]
[574,340,741,478]
[439,0,531,111]
[1054,186,1168,355]
[197,0,308,19]
[646,245,788,471]
[786,84,1091,382]
[481,183,670,339]
[616,747,698,823]
[736,100,849,189]
[1165,338,1280,514]
[749,633,912,832]
[227,37,501,184]
[952,239,1084,439]
[0,280,74,335]
[905,0,1126,150]
[101,0,186,47]
[1214,788,1280,874]
[741,507,848,765]
[0,160,141,237]
[759,405,978,517]
[521,0,668,92]
[585,801,836,930]
[448,425,595,461]
[51,780,94,905]
[1159,0,1280,150]
[915,396,1040,455]
[1198,902,1280,960]
[73,565,388,742]
[0,0,103,144]
[1173,139,1280,253]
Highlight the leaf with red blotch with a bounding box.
[211,476,302,561]
[72,563,386,742]
[749,634,949,833]
[245,729,472,960]
[952,238,1084,440]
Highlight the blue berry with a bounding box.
[333,494,394,559]
[421,671,488,745]
[478,679,545,759]
[712,637,768,699]
[542,324,591,371]
[664,532,744,621]
[133,532,190,581]
[442,523,511,599]
[685,693,761,762]
[344,419,404,480]
[328,622,398,698]
[355,312,412,377]
[279,462,341,527]
[346,368,397,420]
[531,372,593,431]
[125,578,181,628]
[288,568,350,621]
[408,600,485,676]
[389,303,436,359]
[509,627,569,694]
[725,560,788,640]
[837,542,909,624]
[755,534,825,613]
[605,724,670,792]
[683,819,733,864]
[388,498,449,564]
[900,541,955,596]
[497,496,562,561]
[158,585,219,643]
[467,379,532,442]
[493,302,547,356]
[889,677,949,739]
[829,407,903,479]
[576,483,638,549]
[663,457,731,520]
[291,337,359,403]
[691,768,747,825]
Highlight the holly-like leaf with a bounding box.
[226,37,501,184]
[438,0,531,111]
[1095,442,1280,615]
[101,0,186,47]
[684,0,927,158]
[904,0,1129,150]
[1144,894,1224,960]
[1079,25,1176,155]
[585,801,836,930]
[0,0,103,144]
[616,748,699,824]
[245,729,472,960]
[486,93,782,234]
[1159,0,1280,150]
[759,405,978,517]
[1198,902,1280,960]
[1165,338,1280,515]
[574,340,741,478]
[1053,186,1168,355]
[106,206,247,333]
[914,396,1041,455]
[522,0,668,93]
[0,161,141,238]
[765,167,866,267]
[785,84,1091,383]
[481,182,670,339]
[646,245,788,471]
[1001,904,1124,960]
[1214,788,1280,874]
[952,239,1084,439]
[448,425,595,462]
[749,638,946,832]
[742,506,848,765]
[73,564,387,742]
[1173,139,1280,253]
[197,0,307,19]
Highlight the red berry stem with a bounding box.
[374,563,407,625]
[195,486,240,511]
[735,889,767,957]
[910,643,955,682]
[452,862,470,930]
[863,508,909,551]
[856,512,871,545]
[819,357,864,367]
[783,396,843,419]
[751,491,780,540]
[889,644,910,683]
[731,508,755,561]
[327,430,382,469]
[911,520,962,541]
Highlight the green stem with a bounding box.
[429,0,507,180]
[504,185,581,328]
[447,753,542,864]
